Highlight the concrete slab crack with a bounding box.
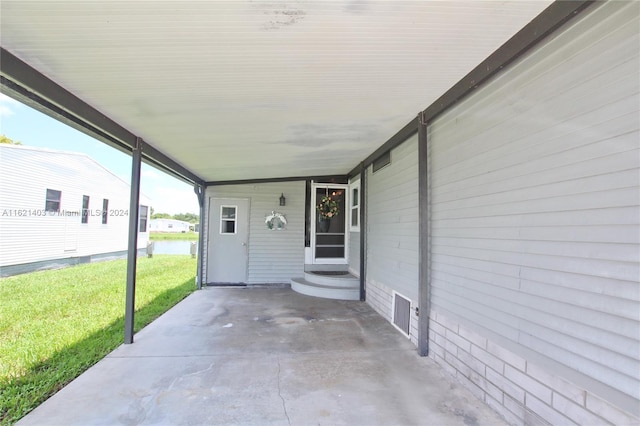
[277,357,291,426]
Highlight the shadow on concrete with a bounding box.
[16,287,508,426]
[2,278,194,425]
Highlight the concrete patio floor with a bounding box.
[18,287,507,426]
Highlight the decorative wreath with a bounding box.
[265,211,287,230]
[317,196,339,219]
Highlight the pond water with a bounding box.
[150,240,198,255]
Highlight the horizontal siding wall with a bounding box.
[348,231,360,276]
[205,181,305,284]
[428,0,639,418]
[366,134,419,302]
[0,146,148,267]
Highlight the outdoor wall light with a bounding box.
[279,193,286,206]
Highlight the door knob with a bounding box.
[242,242,247,246]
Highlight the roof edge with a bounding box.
[0,143,153,200]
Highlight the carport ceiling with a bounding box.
[1,1,552,183]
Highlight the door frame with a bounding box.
[311,182,349,265]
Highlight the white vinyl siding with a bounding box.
[366,134,419,302]
[348,232,360,276]
[205,181,305,284]
[428,0,639,409]
[0,145,150,267]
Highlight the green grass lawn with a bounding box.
[0,255,197,425]
[149,231,199,241]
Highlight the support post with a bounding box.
[418,112,430,356]
[304,180,311,248]
[359,162,367,301]
[124,137,143,344]
[194,183,206,289]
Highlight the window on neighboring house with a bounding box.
[350,181,360,232]
[372,150,391,173]
[102,199,109,224]
[45,189,62,212]
[81,195,90,223]
[139,205,148,232]
[220,206,237,234]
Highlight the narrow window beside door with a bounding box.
[220,206,237,234]
[350,181,360,232]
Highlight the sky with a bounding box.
[0,93,200,215]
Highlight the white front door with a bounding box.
[207,198,250,283]
[312,183,348,264]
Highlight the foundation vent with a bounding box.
[392,292,411,336]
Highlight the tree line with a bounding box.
[150,210,199,224]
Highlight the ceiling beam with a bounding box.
[207,175,349,187]
[0,48,205,185]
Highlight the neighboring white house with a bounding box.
[149,218,191,233]
[0,144,151,276]
[203,3,639,425]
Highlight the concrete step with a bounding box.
[290,277,360,301]
[304,271,359,288]
[304,264,349,272]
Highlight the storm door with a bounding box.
[312,184,348,264]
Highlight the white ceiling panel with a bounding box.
[1,1,552,182]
